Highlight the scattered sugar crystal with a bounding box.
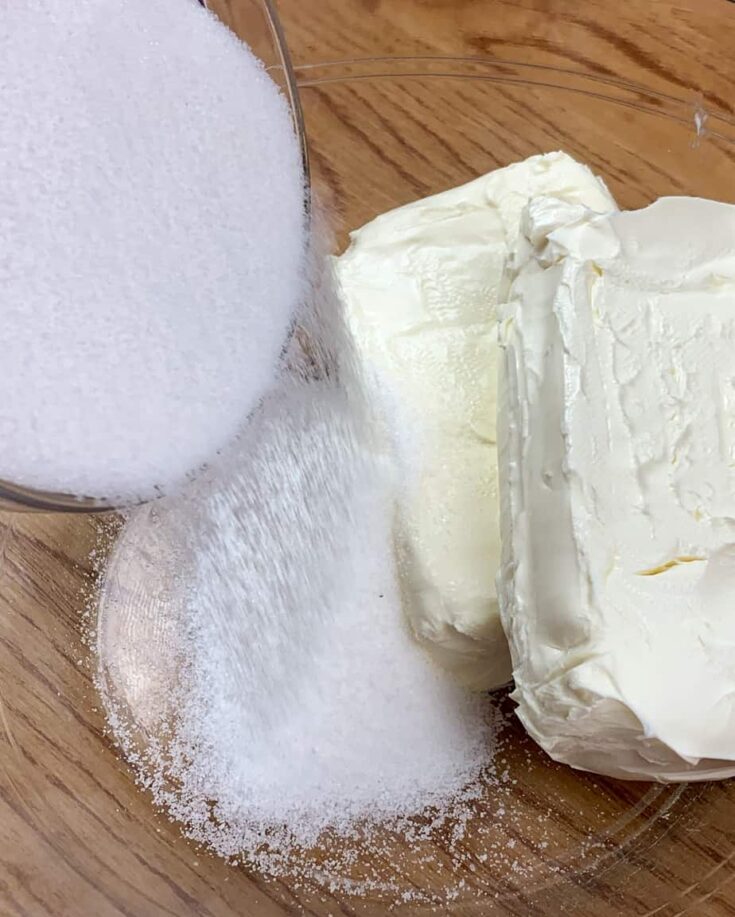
[98,376,494,861]
[93,219,497,901]
[0,0,305,500]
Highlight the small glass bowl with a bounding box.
[0,0,309,513]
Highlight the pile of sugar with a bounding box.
[0,0,305,501]
[96,371,495,880]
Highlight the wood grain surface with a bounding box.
[1,1,735,915]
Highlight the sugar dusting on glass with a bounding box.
[91,216,506,902]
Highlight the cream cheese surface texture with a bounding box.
[335,152,616,690]
[499,196,735,780]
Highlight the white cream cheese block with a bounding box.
[335,152,616,690]
[499,195,735,780]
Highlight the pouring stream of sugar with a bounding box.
[0,0,307,509]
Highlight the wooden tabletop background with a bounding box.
[1,1,735,915]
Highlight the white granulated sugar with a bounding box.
[0,0,305,500]
[97,376,494,876]
[188,392,490,835]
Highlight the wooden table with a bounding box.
[1,2,734,915]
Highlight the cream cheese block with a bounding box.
[499,195,735,780]
[335,152,616,690]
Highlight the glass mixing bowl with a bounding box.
[2,2,735,916]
